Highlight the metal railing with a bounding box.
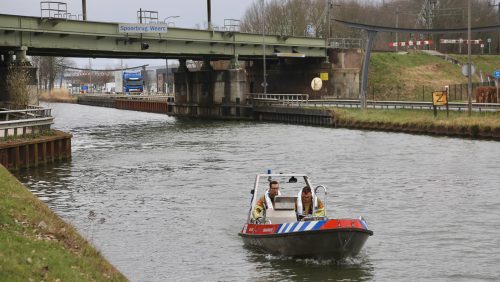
[83,93,174,101]
[0,105,53,138]
[249,93,309,106]
[329,38,363,49]
[40,1,82,20]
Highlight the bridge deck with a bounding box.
[0,14,327,60]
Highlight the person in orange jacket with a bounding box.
[296,186,325,218]
[252,180,280,221]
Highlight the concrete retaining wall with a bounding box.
[254,106,334,126]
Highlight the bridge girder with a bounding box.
[0,14,327,60]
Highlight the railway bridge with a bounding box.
[0,13,361,116]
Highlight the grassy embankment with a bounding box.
[0,165,127,281]
[331,108,500,138]
[369,52,499,101]
[447,54,500,75]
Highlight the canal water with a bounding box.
[17,102,500,281]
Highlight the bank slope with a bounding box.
[369,52,493,100]
[0,165,127,282]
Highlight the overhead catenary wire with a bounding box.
[56,64,149,72]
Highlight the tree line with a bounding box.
[30,57,114,92]
[240,0,500,53]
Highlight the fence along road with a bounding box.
[249,94,500,112]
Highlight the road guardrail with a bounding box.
[0,106,54,138]
[306,100,500,112]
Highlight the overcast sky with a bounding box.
[1,0,256,68]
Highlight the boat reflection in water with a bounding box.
[239,173,373,259]
[245,251,374,281]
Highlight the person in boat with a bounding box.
[252,180,280,221]
[296,186,325,219]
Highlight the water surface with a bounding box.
[17,102,500,281]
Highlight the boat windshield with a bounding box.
[254,174,311,198]
[247,174,317,223]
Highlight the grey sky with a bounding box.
[2,0,254,28]
[1,0,256,68]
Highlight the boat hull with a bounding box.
[238,219,373,259]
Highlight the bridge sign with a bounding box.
[493,70,500,79]
[118,23,168,34]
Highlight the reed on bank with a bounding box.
[330,108,500,137]
[0,165,127,281]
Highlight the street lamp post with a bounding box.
[88,57,92,93]
[262,0,267,94]
[207,0,212,30]
[163,15,179,23]
[163,16,179,94]
[396,6,399,52]
[467,0,472,116]
[82,0,87,20]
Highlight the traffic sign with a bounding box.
[432,91,448,106]
[461,64,476,77]
[306,24,315,37]
[493,70,500,79]
[432,91,449,118]
[311,77,322,91]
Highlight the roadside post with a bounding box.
[445,85,449,117]
[493,70,500,104]
[432,90,448,118]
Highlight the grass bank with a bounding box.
[447,54,500,75]
[0,165,127,281]
[368,52,500,101]
[1,129,56,142]
[331,108,500,139]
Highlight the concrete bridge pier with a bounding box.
[173,58,191,114]
[0,47,38,106]
[191,59,214,116]
[173,56,248,118]
[223,56,247,117]
[0,52,9,103]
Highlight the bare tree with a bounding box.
[241,0,326,37]
[92,71,114,88]
[241,0,500,52]
[31,56,73,92]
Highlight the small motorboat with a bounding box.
[238,173,373,259]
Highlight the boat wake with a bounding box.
[261,251,371,266]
